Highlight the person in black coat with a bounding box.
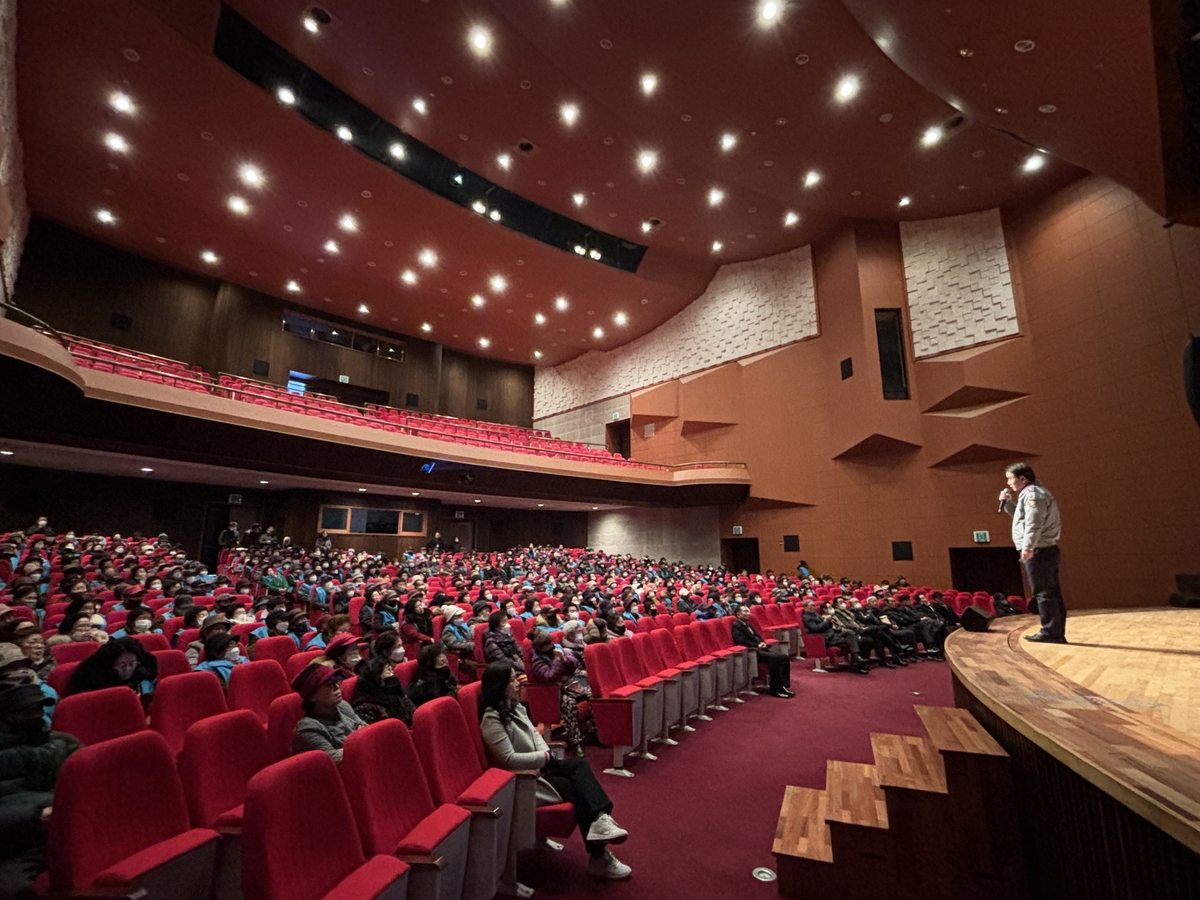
[405,644,458,709]
[731,604,793,697]
[801,601,868,673]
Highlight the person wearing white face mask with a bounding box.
[110,606,160,640]
[316,634,365,677]
[372,631,407,666]
[195,633,246,686]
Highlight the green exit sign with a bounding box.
[973,531,990,543]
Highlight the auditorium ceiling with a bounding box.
[15,0,1180,366]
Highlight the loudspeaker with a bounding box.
[1186,337,1200,428]
[961,605,995,633]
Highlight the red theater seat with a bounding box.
[252,635,298,666]
[151,649,192,679]
[51,686,147,746]
[228,660,291,725]
[150,671,228,757]
[266,692,305,762]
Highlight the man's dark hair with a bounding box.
[1005,462,1037,482]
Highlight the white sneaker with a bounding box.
[497,881,534,898]
[587,848,632,880]
[586,812,628,844]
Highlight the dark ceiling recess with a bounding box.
[213,4,647,273]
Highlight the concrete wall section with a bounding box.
[533,395,630,446]
[587,506,721,567]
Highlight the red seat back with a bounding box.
[131,632,170,652]
[410,696,483,805]
[267,692,304,762]
[151,649,192,679]
[633,631,668,674]
[150,671,229,757]
[455,681,488,768]
[676,624,708,661]
[51,686,147,746]
[635,617,655,634]
[50,642,99,664]
[672,613,691,627]
[180,710,270,828]
[285,649,324,681]
[228,660,290,725]
[341,720,438,856]
[252,635,297,665]
[47,660,80,698]
[612,636,651,685]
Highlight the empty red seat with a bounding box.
[131,632,171,653]
[50,642,100,664]
[653,627,713,719]
[51,686,147,746]
[611,637,668,745]
[150,671,229,757]
[252,635,297,666]
[45,731,218,899]
[180,709,270,830]
[46,660,80,698]
[582,642,649,774]
[241,751,410,900]
[228,660,291,725]
[342,720,472,900]
[152,649,192,679]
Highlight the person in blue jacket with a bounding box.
[195,633,246,687]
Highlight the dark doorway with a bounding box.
[721,537,761,575]
[201,502,261,568]
[446,520,475,553]
[606,420,631,459]
[949,547,1025,597]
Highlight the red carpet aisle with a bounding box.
[519,661,955,899]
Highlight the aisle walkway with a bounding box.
[518,659,956,899]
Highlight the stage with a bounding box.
[946,609,1200,899]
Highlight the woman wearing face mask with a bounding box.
[351,654,416,726]
[47,613,107,648]
[400,596,435,649]
[483,610,524,673]
[372,591,401,634]
[316,634,364,677]
[285,610,313,649]
[536,605,561,630]
[439,606,476,679]
[372,631,407,667]
[195,633,246,686]
[529,629,594,757]
[110,606,159,640]
[405,644,457,709]
[68,637,158,709]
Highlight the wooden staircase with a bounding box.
[773,706,1028,900]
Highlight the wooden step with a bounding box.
[915,705,1006,757]
[824,761,888,829]
[871,733,948,794]
[773,786,833,863]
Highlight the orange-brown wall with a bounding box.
[630,175,1200,608]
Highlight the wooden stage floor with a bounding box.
[946,609,1200,857]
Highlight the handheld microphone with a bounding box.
[998,490,1009,514]
[998,498,1007,514]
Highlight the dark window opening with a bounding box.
[840,357,853,380]
[892,541,914,561]
[874,309,910,400]
[783,535,800,553]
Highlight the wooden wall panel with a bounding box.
[439,348,534,426]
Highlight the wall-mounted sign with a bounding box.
[454,510,465,520]
[228,494,243,505]
[732,525,743,535]
[973,531,990,543]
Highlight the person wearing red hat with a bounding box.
[315,634,364,676]
[290,663,364,764]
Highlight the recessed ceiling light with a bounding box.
[1022,152,1046,173]
[711,240,723,253]
[489,274,507,292]
[109,91,135,114]
[228,196,250,215]
[803,170,821,188]
[358,487,367,492]
[260,479,270,484]
[834,74,861,103]
[641,220,653,233]
[588,249,602,260]
[303,15,319,33]
[410,98,429,117]
[0,450,13,456]
[338,214,358,232]
[401,269,418,285]
[474,499,482,503]
[534,312,546,325]
[335,125,353,142]
[592,506,599,510]
[357,303,369,314]
[140,467,154,473]
[324,239,339,254]
[537,503,545,508]
[614,311,628,326]
[478,336,491,348]
[555,296,570,311]
[200,250,219,264]
[95,208,117,224]
[420,322,432,332]
[573,244,586,255]
[496,153,512,170]
[572,192,586,207]
[708,187,725,206]
[636,149,658,173]
[898,196,912,207]
[238,164,264,187]
[592,326,605,339]
[489,209,502,222]
[560,102,580,126]
[719,132,737,152]
[921,125,944,147]
[276,86,297,105]
[103,132,128,153]
[389,142,406,160]
[419,249,438,268]
[468,26,492,55]
[783,211,800,227]
[640,73,658,95]
[533,350,543,359]
[758,0,782,24]
[471,294,486,308]
[285,280,302,293]
[471,200,487,215]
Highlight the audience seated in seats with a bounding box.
[440,605,478,679]
[350,654,416,727]
[479,661,631,883]
[528,628,594,755]
[801,600,869,674]
[484,610,525,673]
[194,632,246,687]
[46,612,107,649]
[289,663,364,764]
[730,604,793,698]
[372,590,402,634]
[68,636,158,710]
[372,631,408,666]
[885,593,947,658]
[185,614,233,668]
[582,614,613,644]
[560,618,587,666]
[0,643,58,727]
[831,598,904,668]
[852,598,916,663]
[109,605,160,640]
[313,633,365,677]
[10,622,54,681]
[305,612,351,650]
[401,595,435,647]
[406,643,459,709]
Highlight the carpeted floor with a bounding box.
[515,658,955,899]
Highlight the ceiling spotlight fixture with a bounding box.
[302,14,319,33]
[489,209,501,222]
[478,336,491,348]
[140,467,154,473]
[532,350,543,359]
[898,196,912,207]
[200,250,219,264]
[335,125,353,142]
[834,74,861,103]
[711,240,723,253]
[559,102,580,126]
[324,239,339,254]
[588,248,602,260]
[471,200,487,214]
[640,72,658,96]
[758,0,782,24]
[411,491,420,497]
[1022,152,1046,173]
[708,186,725,206]
[412,97,428,115]
[276,86,297,105]
[471,294,486,308]
[338,213,358,232]
[803,170,821,188]
[783,211,800,227]
[104,132,128,153]
[358,487,367,492]
[418,248,438,268]
[238,164,264,187]
[719,132,737,152]
[109,91,135,114]
[420,322,432,332]
[468,26,492,55]
[641,220,653,233]
[614,311,628,326]
[572,244,586,255]
[357,303,370,314]
[496,153,512,170]
[285,279,302,292]
[537,503,545,508]
[474,499,482,503]
[389,142,406,160]
[592,327,604,339]
[401,269,418,285]
[572,192,586,207]
[489,274,507,292]
[555,296,570,311]
[0,450,13,456]
[636,149,658,173]
[95,208,117,224]
[228,196,250,214]
[534,313,547,325]
[260,479,270,484]
[920,125,944,147]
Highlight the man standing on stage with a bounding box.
[999,462,1067,643]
